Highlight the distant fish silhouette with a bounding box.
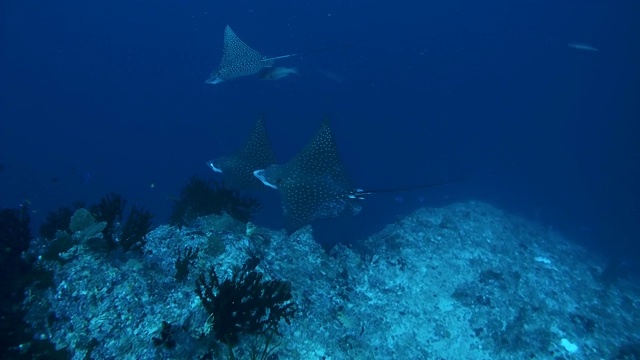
[318,69,344,83]
[568,42,599,52]
[253,120,364,233]
[259,66,298,81]
[207,115,277,190]
[206,25,298,85]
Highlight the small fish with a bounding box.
[568,42,599,52]
[259,66,298,80]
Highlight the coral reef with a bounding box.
[37,194,154,262]
[19,202,640,359]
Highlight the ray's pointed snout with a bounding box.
[253,169,278,189]
[205,76,225,85]
[207,160,222,173]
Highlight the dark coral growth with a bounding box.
[91,193,127,223]
[195,257,295,345]
[0,208,33,328]
[41,231,75,262]
[87,193,153,253]
[120,206,153,252]
[90,193,127,248]
[39,201,87,239]
[39,206,74,239]
[38,194,152,259]
[170,176,261,227]
[174,246,200,282]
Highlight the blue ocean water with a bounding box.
[0,1,640,245]
[0,1,637,248]
[3,0,637,252]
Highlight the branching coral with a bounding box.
[90,193,127,248]
[39,206,74,239]
[120,206,153,252]
[87,194,153,253]
[195,257,295,345]
[174,246,200,282]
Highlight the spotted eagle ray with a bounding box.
[206,25,298,85]
[207,114,277,190]
[206,25,352,85]
[252,120,468,234]
[253,120,365,233]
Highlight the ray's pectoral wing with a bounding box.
[279,174,361,233]
[279,178,316,233]
[236,115,277,169]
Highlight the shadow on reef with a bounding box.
[0,206,69,359]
